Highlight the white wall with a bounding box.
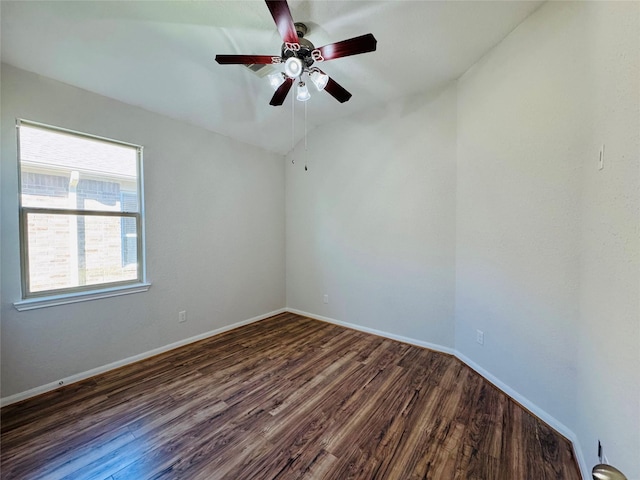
[456,0,585,438]
[286,85,457,348]
[456,1,639,477]
[574,2,640,477]
[1,65,286,399]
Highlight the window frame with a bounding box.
[120,191,139,268]
[15,119,149,309]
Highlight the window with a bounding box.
[16,120,147,304]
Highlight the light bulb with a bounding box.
[284,57,303,79]
[296,81,310,102]
[309,70,329,91]
[268,72,285,90]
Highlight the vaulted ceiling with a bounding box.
[1,1,543,154]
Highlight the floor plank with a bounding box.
[1,313,581,479]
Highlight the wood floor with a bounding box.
[1,313,581,480]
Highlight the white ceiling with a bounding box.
[1,0,543,155]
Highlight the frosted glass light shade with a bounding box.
[296,82,310,102]
[268,72,285,90]
[284,57,303,78]
[310,70,329,91]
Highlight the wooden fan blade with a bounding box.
[324,77,352,103]
[316,33,377,61]
[270,77,294,106]
[265,0,299,45]
[215,55,278,65]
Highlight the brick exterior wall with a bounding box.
[23,172,137,293]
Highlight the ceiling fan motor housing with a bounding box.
[281,23,316,68]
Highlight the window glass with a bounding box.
[18,121,145,298]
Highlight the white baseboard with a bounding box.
[457,352,589,479]
[0,308,286,408]
[0,306,589,478]
[455,351,572,437]
[286,308,589,480]
[573,439,590,480]
[286,308,456,356]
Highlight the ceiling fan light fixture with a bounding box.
[309,70,329,91]
[268,72,285,90]
[216,0,376,106]
[296,81,311,102]
[284,57,303,78]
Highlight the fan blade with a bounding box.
[265,0,299,45]
[215,55,278,65]
[324,77,352,103]
[270,77,294,106]
[316,33,377,61]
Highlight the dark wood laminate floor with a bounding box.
[1,313,581,479]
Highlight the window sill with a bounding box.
[13,283,151,311]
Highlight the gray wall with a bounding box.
[286,85,458,348]
[1,64,286,398]
[456,0,586,447]
[573,2,639,476]
[456,2,639,476]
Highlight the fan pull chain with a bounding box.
[304,100,308,171]
[291,94,295,164]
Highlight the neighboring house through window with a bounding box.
[16,120,147,303]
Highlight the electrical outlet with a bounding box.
[179,310,187,323]
[476,329,484,345]
[323,294,329,304]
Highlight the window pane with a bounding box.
[26,212,138,293]
[19,124,138,212]
[17,121,145,299]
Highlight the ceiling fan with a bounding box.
[215,0,377,106]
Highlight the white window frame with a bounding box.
[14,119,150,311]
